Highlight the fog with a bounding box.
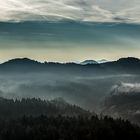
[101,82,140,124]
[110,82,140,95]
[0,71,139,112]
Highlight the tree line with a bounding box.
[0,115,140,140]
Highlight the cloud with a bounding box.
[110,82,140,95]
[0,0,140,23]
[103,82,140,110]
[101,82,140,124]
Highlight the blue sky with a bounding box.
[0,0,140,62]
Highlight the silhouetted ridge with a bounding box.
[117,57,140,65]
[1,57,140,66]
[3,58,41,65]
[0,57,140,74]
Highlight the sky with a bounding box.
[1,0,140,23]
[0,0,140,62]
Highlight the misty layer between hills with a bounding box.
[0,57,139,113]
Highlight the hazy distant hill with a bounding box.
[97,59,108,63]
[80,60,98,65]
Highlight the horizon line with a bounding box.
[0,56,139,64]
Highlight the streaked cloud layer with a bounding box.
[0,0,140,23]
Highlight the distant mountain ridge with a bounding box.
[80,60,98,65]
[97,59,108,63]
[117,57,140,65]
[0,57,140,74]
[2,57,139,65]
[80,59,109,65]
[3,58,41,65]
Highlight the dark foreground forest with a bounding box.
[0,97,140,140]
[0,115,140,140]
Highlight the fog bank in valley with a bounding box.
[0,71,139,111]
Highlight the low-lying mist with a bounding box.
[102,82,140,125]
[0,71,139,111]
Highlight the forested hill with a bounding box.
[0,97,90,118]
[0,115,140,140]
[0,97,140,139]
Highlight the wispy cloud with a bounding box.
[111,82,140,95]
[0,0,140,23]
